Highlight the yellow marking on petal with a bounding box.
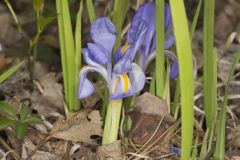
[121,43,130,55]
[121,73,129,94]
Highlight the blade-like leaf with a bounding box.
[0,61,24,83]
[191,136,199,160]
[22,116,42,124]
[0,118,15,130]
[74,0,83,111]
[214,47,240,159]
[86,0,96,23]
[156,0,165,98]
[16,122,27,139]
[169,1,195,159]
[203,0,217,132]
[0,101,16,118]
[20,105,31,121]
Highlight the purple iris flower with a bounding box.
[78,17,145,100]
[114,2,179,80]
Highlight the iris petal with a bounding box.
[90,17,117,53]
[114,22,147,63]
[87,43,109,64]
[128,63,145,92]
[165,50,179,79]
[78,66,108,99]
[82,48,108,80]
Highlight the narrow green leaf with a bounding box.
[203,0,217,132]
[3,0,23,34]
[0,101,16,118]
[56,0,76,111]
[155,0,165,98]
[0,61,24,84]
[0,118,15,130]
[214,47,240,159]
[74,0,83,111]
[33,0,44,12]
[56,0,69,107]
[22,116,42,124]
[112,0,129,51]
[200,128,209,159]
[86,0,96,23]
[190,0,203,41]
[169,1,194,159]
[38,16,56,31]
[149,76,156,95]
[20,105,31,121]
[191,136,198,160]
[16,122,27,139]
[172,0,202,118]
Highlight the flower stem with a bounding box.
[102,99,122,144]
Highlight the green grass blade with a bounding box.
[169,1,194,159]
[86,0,96,23]
[4,0,23,34]
[74,0,83,111]
[190,0,203,41]
[203,0,217,131]
[56,0,76,111]
[56,0,69,109]
[172,0,202,118]
[214,47,240,159]
[200,128,209,159]
[155,0,165,98]
[150,75,156,95]
[191,136,199,160]
[112,0,129,51]
[0,61,24,83]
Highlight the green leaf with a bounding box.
[214,47,240,159]
[33,0,44,12]
[86,0,96,23]
[0,118,15,130]
[20,105,31,121]
[38,16,56,31]
[200,128,209,159]
[22,116,42,124]
[191,136,198,160]
[169,1,195,159]
[74,0,83,111]
[0,101,16,118]
[0,61,24,83]
[155,0,165,98]
[16,122,27,139]
[56,0,76,111]
[123,115,132,133]
[203,0,217,133]
[112,0,129,51]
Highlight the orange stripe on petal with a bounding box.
[121,73,129,94]
[121,43,130,55]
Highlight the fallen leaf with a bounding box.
[51,109,102,145]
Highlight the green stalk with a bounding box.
[102,99,122,144]
[169,1,194,159]
[74,0,83,111]
[155,0,165,98]
[4,0,23,35]
[203,0,217,132]
[112,0,129,51]
[56,0,69,109]
[86,0,96,23]
[214,47,240,159]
